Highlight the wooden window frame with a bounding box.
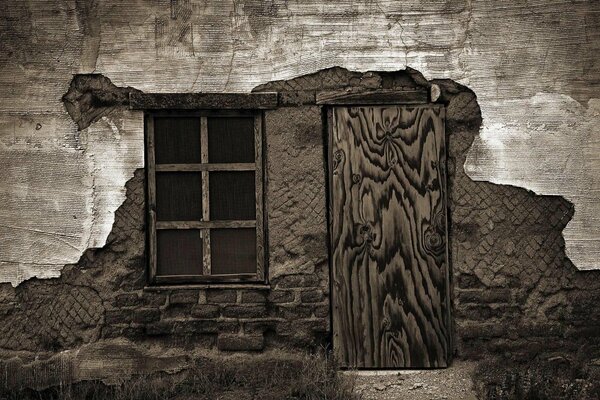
[146,110,265,284]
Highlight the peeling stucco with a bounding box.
[465,94,600,270]
[0,0,599,286]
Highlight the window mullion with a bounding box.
[201,116,211,276]
[254,114,264,281]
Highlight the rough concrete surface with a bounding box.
[1,0,599,286]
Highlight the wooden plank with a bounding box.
[155,163,255,172]
[201,117,211,276]
[146,115,158,282]
[254,114,265,281]
[317,89,428,105]
[154,273,261,284]
[330,105,450,368]
[130,92,278,110]
[316,89,428,105]
[156,220,256,229]
[144,283,271,291]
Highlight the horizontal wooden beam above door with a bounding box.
[316,88,428,105]
[130,92,278,110]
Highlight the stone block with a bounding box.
[133,308,161,324]
[206,290,237,304]
[105,309,133,325]
[169,290,198,305]
[113,293,141,307]
[173,320,218,334]
[222,305,267,319]
[190,304,220,319]
[300,289,324,303]
[267,290,294,304]
[217,334,264,351]
[240,290,267,303]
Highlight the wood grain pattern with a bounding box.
[317,89,428,105]
[201,117,211,276]
[146,115,158,281]
[156,221,256,229]
[254,115,265,281]
[155,163,255,172]
[130,92,278,110]
[330,105,450,368]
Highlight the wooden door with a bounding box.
[329,105,450,368]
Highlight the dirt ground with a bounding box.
[346,360,478,400]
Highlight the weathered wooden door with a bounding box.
[329,105,451,368]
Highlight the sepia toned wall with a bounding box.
[1,0,600,381]
[0,0,599,286]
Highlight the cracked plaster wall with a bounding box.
[1,0,599,285]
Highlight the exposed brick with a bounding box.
[141,292,168,307]
[102,325,124,339]
[456,305,511,321]
[314,305,329,318]
[105,309,133,325]
[206,290,237,304]
[222,305,267,319]
[458,289,511,304]
[133,308,161,323]
[241,291,267,303]
[217,334,264,351]
[271,305,313,319]
[173,320,218,334]
[243,319,277,334]
[145,321,175,336]
[191,304,220,319]
[267,290,294,304]
[458,323,507,339]
[276,275,320,289]
[458,274,485,289]
[169,290,198,305]
[162,304,193,319]
[218,320,241,333]
[300,289,324,303]
[516,323,565,338]
[113,293,141,307]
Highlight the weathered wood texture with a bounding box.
[130,93,277,110]
[330,105,450,368]
[317,89,428,105]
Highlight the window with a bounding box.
[146,111,264,284]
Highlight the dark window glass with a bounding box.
[208,117,255,163]
[211,228,256,274]
[156,172,202,221]
[209,171,255,220]
[154,117,201,164]
[157,230,203,275]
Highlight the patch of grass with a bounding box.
[0,351,357,400]
[473,356,600,400]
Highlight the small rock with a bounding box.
[409,383,424,390]
[374,383,387,391]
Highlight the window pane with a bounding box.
[208,117,255,163]
[154,117,201,164]
[156,172,202,221]
[211,228,256,275]
[209,171,255,220]
[157,230,203,276]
